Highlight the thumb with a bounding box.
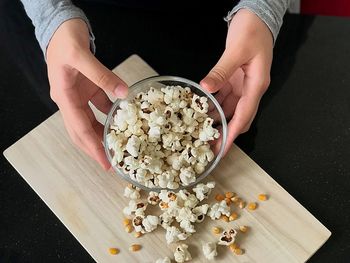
[72,51,128,98]
[200,49,242,93]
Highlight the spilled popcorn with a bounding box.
[113,179,270,260]
[106,85,219,189]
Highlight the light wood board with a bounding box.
[3,54,331,263]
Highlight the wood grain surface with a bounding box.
[3,54,331,263]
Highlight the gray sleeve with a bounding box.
[225,0,290,43]
[20,0,95,57]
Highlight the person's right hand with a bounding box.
[47,18,128,170]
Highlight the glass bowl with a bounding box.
[103,75,227,192]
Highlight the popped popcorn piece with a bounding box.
[159,211,175,229]
[207,200,231,220]
[165,226,191,244]
[174,244,192,263]
[126,135,141,157]
[179,219,196,233]
[194,144,215,164]
[158,171,179,189]
[155,257,172,263]
[177,190,199,209]
[191,94,209,113]
[132,214,159,233]
[192,181,216,201]
[142,215,159,233]
[147,191,160,205]
[176,207,197,223]
[166,153,183,171]
[192,204,209,223]
[123,200,147,216]
[202,242,217,260]
[179,167,196,186]
[147,87,164,105]
[199,118,219,142]
[218,228,238,246]
[123,185,141,200]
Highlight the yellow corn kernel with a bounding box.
[239,225,249,233]
[225,192,234,198]
[129,244,141,252]
[125,224,133,233]
[247,202,257,210]
[229,243,239,252]
[238,201,246,209]
[258,194,268,201]
[215,194,225,202]
[221,215,229,222]
[212,227,222,234]
[229,212,238,221]
[234,248,244,255]
[225,197,232,206]
[123,218,131,226]
[134,232,142,238]
[109,248,120,255]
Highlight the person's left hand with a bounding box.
[200,9,273,155]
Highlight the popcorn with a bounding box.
[132,214,159,234]
[123,200,147,216]
[147,191,160,205]
[165,226,191,244]
[142,215,159,233]
[194,144,215,164]
[126,135,141,157]
[176,207,197,223]
[202,242,217,260]
[207,200,231,220]
[177,190,199,209]
[158,171,179,189]
[192,204,209,223]
[107,85,220,189]
[218,229,237,246]
[174,244,192,263]
[192,181,216,201]
[159,211,174,229]
[123,185,141,200]
[179,167,196,186]
[191,94,209,114]
[155,257,171,263]
[199,118,219,142]
[179,219,196,234]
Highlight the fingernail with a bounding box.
[114,84,128,98]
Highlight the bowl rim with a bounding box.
[103,75,227,192]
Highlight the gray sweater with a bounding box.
[21,0,290,57]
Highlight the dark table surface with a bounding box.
[1,0,349,262]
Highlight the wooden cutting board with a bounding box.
[3,54,331,263]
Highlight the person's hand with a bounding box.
[47,19,128,170]
[201,9,273,154]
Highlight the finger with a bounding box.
[200,49,243,93]
[209,92,239,124]
[224,87,266,155]
[62,106,111,170]
[90,88,113,114]
[71,51,128,98]
[214,83,232,105]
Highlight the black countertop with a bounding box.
[1,1,349,262]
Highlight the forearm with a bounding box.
[20,0,95,57]
[225,0,290,42]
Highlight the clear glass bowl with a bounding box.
[103,75,227,191]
